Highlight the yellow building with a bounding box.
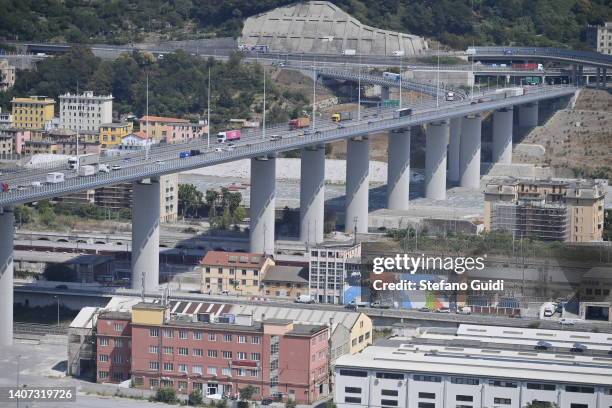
[348,313,373,354]
[484,177,606,242]
[11,96,55,129]
[99,122,133,147]
[199,251,275,296]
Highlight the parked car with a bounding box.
[558,318,575,326]
[418,307,431,312]
[435,307,451,313]
[344,303,358,310]
[371,301,391,309]
[111,164,122,171]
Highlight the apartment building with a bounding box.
[261,265,309,298]
[335,324,612,408]
[11,96,55,129]
[96,301,329,404]
[0,59,15,91]
[484,178,606,242]
[118,131,154,150]
[139,115,206,143]
[99,122,133,147]
[0,107,12,128]
[0,132,13,155]
[199,251,274,296]
[587,22,612,54]
[309,243,361,304]
[59,91,113,132]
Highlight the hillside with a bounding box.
[0,0,609,50]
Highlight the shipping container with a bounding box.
[288,117,310,130]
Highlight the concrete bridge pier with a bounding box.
[387,129,411,210]
[0,207,14,346]
[604,68,608,87]
[131,178,160,291]
[425,121,449,200]
[492,108,513,164]
[381,86,390,101]
[578,65,584,86]
[250,156,276,255]
[447,117,462,183]
[459,114,482,189]
[300,145,325,244]
[519,102,539,128]
[345,137,370,234]
[596,67,602,88]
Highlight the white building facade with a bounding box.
[335,325,612,408]
[309,243,361,304]
[59,91,113,132]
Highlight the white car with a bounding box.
[559,318,575,326]
[111,164,122,171]
[215,148,223,152]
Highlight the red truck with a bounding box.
[0,182,8,192]
[217,129,241,143]
[512,63,543,70]
[289,117,310,130]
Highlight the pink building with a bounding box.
[96,301,329,404]
[0,128,31,154]
[138,115,207,144]
[96,311,132,383]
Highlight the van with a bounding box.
[543,305,554,317]
[295,295,315,304]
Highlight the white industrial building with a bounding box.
[309,242,361,304]
[59,91,113,132]
[334,324,612,408]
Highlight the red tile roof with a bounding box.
[200,251,267,269]
[139,115,188,123]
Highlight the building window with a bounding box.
[207,367,217,375]
[149,361,159,370]
[99,354,109,362]
[179,330,188,339]
[149,345,158,354]
[566,385,595,394]
[237,352,247,360]
[163,329,173,338]
[178,347,189,356]
[381,390,399,397]
[163,362,173,371]
[344,397,361,404]
[193,348,203,357]
[163,347,173,355]
[456,395,473,402]
[251,336,261,344]
[526,383,555,391]
[222,351,232,359]
[251,352,261,361]
[381,400,399,407]
[222,367,232,376]
[177,381,187,391]
[99,337,109,346]
[209,333,217,341]
[570,405,588,408]
[113,323,123,332]
[223,334,232,342]
[192,365,203,375]
[414,375,441,382]
[489,380,517,388]
[419,392,435,399]
[417,403,435,408]
[114,338,124,347]
[339,369,368,378]
[494,398,511,405]
[451,377,479,385]
[193,332,203,340]
[178,364,188,373]
[208,350,218,358]
[98,371,108,379]
[149,328,159,337]
[238,335,246,343]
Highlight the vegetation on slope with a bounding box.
[0,0,610,50]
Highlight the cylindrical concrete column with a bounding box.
[132,178,160,291]
[596,67,602,88]
[387,129,411,210]
[492,108,513,164]
[0,208,14,346]
[345,137,369,234]
[604,68,608,87]
[381,86,390,100]
[447,117,462,183]
[459,115,482,189]
[300,145,325,244]
[519,102,538,128]
[425,121,449,200]
[250,156,276,254]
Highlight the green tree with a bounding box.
[179,183,203,218]
[239,385,256,401]
[13,205,34,226]
[205,189,220,219]
[285,400,297,408]
[154,388,177,404]
[188,388,203,406]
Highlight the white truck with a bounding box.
[78,165,96,177]
[445,91,455,101]
[46,172,65,184]
[494,87,524,98]
[68,153,100,170]
[342,49,356,56]
[295,295,316,304]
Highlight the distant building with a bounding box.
[118,131,154,150]
[261,265,309,298]
[11,96,55,129]
[0,59,15,91]
[138,115,206,143]
[309,243,361,304]
[0,128,30,154]
[0,132,12,156]
[59,91,113,132]
[99,122,133,148]
[335,324,612,408]
[587,22,612,54]
[0,107,12,128]
[95,301,330,403]
[578,265,612,322]
[23,130,102,156]
[484,178,606,242]
[199,251,274,296]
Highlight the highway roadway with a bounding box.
[0,80,575,207]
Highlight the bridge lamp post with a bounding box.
[53,295,60,326]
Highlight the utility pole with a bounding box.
[312,64,317,130]
[399,55,403,109]
[436,42,440,108]
[207,67,211,149]
[262,68,266,140]
[358,53,361,122]
[145,73,150,160]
